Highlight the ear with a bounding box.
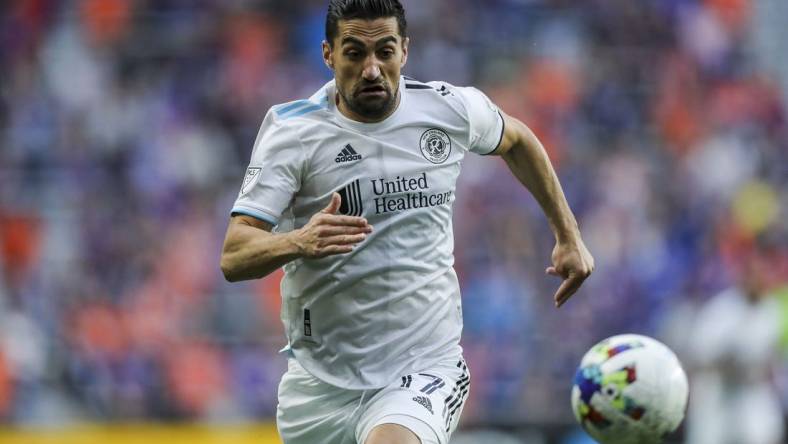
[322,40,334,70]
[400,37,409,68]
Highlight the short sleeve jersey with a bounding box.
[232,77,504,389]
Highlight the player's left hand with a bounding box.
[546,239,594,308]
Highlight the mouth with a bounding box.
[357,84,388,97]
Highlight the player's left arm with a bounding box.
[491,111,594,307]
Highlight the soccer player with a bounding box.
[685,242,785,444]
[220,1,594,443]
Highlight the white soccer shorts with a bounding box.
[276,355,470,444]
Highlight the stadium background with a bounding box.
[1,0,787,443]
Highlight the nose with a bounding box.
[362,58,381,81]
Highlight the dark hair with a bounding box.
[326,0,407,46]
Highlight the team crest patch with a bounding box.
[419,128,451,164]
[240,167,262,195]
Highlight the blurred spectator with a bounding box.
[0,350,12,418]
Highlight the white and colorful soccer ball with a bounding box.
[571,334,689,444]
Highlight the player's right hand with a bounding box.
[292,193,372,258]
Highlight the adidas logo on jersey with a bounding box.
[412,395,433,415]
[335,144,362,163]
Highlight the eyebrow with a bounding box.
[340,35,398,48]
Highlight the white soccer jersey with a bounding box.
[232,76,504,389]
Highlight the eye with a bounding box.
[344,49,362,60]
[379,48,395,59]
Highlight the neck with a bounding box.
[336,87,401,123]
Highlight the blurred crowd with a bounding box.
[1,0,787,437]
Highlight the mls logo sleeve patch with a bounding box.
[240,167,262,195]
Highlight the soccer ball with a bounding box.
[571,334,689,444]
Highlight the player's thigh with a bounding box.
[357,357,470,444]
[276,359,360,444]
[365,422,421,444]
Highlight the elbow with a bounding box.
[220,254,239,282]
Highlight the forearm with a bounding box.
[220,223,302,282]
[501,121,580,243]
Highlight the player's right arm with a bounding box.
[221,107,372,282]
[220,193,372,282]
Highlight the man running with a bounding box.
[220,1,593,442]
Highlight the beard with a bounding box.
[338,80,398,120]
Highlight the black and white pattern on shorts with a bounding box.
[443,359,470,432]
[397,358,470,432]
